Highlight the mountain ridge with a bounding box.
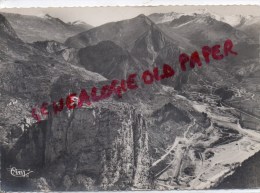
[0,12,93,43]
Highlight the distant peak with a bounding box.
[135,14,151,21]
[148,12,183,24]
[44,14,67,25]
[133,14,153,25]
[44,14,53,19]
[137,14,146,18]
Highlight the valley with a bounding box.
[0,7,259,191]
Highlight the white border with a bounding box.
[0,0,260,8]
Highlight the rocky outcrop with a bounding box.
[32,40,79,63]
[45,102,151,190]
[3,102,151,191]
[32,40,67,54]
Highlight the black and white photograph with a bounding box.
[0,5,260,191]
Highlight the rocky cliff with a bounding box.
[3,102,152,191]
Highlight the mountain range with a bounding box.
[0,9,260,191]
[0,12,93,43]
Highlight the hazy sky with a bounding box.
[0,6,260,26]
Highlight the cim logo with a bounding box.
[7,167,33,178]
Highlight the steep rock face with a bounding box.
[0,14,19,38]
[131,23,173,65]
[78,41,140,80]
[3,102,151,191]
[1,120,48,191]
[45,103,151,190]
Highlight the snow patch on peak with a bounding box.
[193,10,256,27]
[148,12,184,24]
